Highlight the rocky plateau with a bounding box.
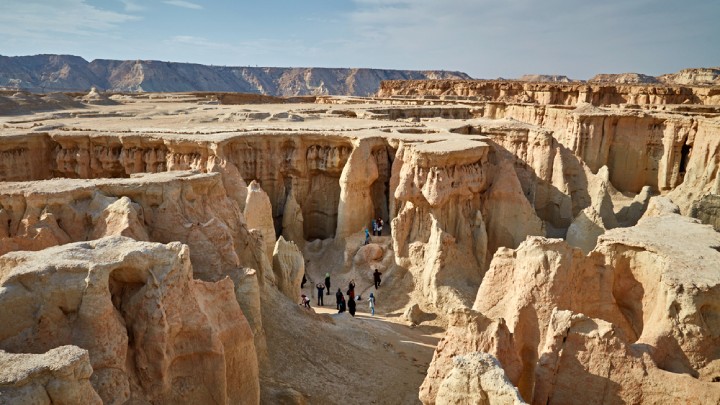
[0,76,719,404]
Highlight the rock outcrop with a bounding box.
[0,237,259,404]
[435,353,526,405]
[423,213,720,404]
[534,310,720,405]
[378,80,720,105]
[0,346,101,405]
[272,236,305,300]
[589,73,660,84]
[0,172,262,282]
[659,67,720,86]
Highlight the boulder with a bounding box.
[435,352,526,405]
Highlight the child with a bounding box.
[368,292,376,316]
[300,294,310,309]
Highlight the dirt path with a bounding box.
[261,291,443,404]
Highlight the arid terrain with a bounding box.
[0,77,719,404]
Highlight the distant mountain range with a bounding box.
[0,54,472,96]
[517,68,720,86]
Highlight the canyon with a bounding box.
[0,77,719,404]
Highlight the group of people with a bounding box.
[364,217,384,245]
[301,271,381,317]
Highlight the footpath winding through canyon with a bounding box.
[0,80,719,404]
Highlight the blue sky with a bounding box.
[0,0,718,79]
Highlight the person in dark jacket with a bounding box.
[338,294,346,313]
[347,295,356,317]
[324,273,331,295]
[347,279,356,301]
[316,283,325,306]
[335,288,343,310]
[373,269,382,289]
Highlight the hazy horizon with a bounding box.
[1,0,718,80]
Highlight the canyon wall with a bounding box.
[378,80,720,106]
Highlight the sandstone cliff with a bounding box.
[0,237,259,404]
[422,213,720,404]
[589,73,660,84]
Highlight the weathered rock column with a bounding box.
[336,140,379,239]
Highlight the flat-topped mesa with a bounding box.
[377,80,720,106]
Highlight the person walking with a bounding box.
[368,292,376,316]
[377,217,383,236]
[373,269,382,289]
[364,228,370,245]
[371,218,378,236]
[335,288,343,310]
[324,273,331,295]
[348,294,356,317]
[316,283,325,306]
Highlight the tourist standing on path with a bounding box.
[316,283,325,306]
[368,293,376,316]
[373,269,382,289]
[377,217,383,236]
[348,294,356,317]
[336,288,343,310]
[364,228,370,245]
[324,273,331,295]
[338,294,346,313]
[347,279,356,301]
[372,219,377,236]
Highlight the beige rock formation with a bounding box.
[689,194,720,231]
[425,212,720,404]
[0,237,259,404]
[641,195,680,218]
[565,206,606,253]
[245,180,277,263]
[281,191,305,248]
[0,346,101,405]
[589,73,660,84]
[659,67,720,86]
[435,352,526,405]
[272,236,305,300]
[534,310,720,405]
[378,79,720,105]
[0,172,262,282]
[336,139,379,239]
[0,80,719,405]
[420,309,521,404]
